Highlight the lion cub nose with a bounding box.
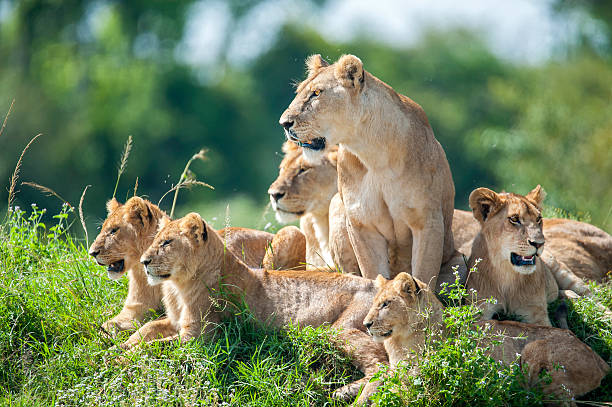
[364,321,373,329]
[270,192,285,202]
[89,249,99,257]
[141,258,151,266]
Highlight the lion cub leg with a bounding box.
[262,225,306,270]
[102,265,163,335]
[514,301,551,327]
[331,328,389,403]
[121,317,179,350]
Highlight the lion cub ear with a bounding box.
[526,185,546,209]
[374,274,387,289]
[181,212,208,243]
[106,198,122,214]
[394,272,420,295]
[334,54,364,89]
[126,197,153,228]
[306,54,329,77]
[469,187,502,224]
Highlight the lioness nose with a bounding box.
[89,249,99,257]
[529,240,544,249]
[364,321,373,329]
[141,258,151,266]
[270,192,285,202]
[280,119,294,130]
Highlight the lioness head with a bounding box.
[279,54,365,160]
[268,141,338,223]
[140,213,218,286]
[89,197,164,280]
[469,185,546,275]
[363,273,434,343]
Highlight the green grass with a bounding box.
[1,205,611,406]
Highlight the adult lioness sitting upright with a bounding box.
[279,54,457,288]
[127,213,388,403]
[89,197,304,333]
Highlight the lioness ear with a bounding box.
[526,185,546,208]
[106,198,121,214]
[306,54,329,77]
[334,54,364,89]
[469,187,502,224]
[374,274,387,289]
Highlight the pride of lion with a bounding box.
[88,54,611,403]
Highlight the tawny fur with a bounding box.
[466,186,559,325]
[127,213,389,404]
[268,141,338,269]
[279,54,457,289]
[365,273,609,404]
[89,198,302,334]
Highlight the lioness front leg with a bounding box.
[515,302,551,326]
[346,222,390,279]
[410,212,445,290]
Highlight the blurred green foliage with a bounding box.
[0,0,610,233]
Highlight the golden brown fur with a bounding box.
[279,54,457,288]
[365,273,609,403]
[466,186,558,325]
[268,141,338,269]
[126,213,389,403]
[89,198,302,334]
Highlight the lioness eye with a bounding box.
[536,215,542,224]
[508,216,520,225]
[309,89,321,100]
[162,239,172,247]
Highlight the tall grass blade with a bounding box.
[112,135,133,199]
[133,176,139,197]
[8,134,42,209]
[22,181,72,209]
[79,185,91,246]
[170,148,209,218]
[158,179,214,209]
[0,99,15,139]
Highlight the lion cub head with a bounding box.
[89,197,166,280]
[364,273,442,344]
[279,54,365,160]
[140,213,221,286]
[268,141,338,223]
[469,185,546,275]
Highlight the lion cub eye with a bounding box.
[380,301,389,309]
[508,216,521,225]
[161,239,172,247]
[298,167,309,175]
[109,227,119,234]
[536,215,542,224]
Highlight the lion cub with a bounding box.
[127,213,389,403]
[364,273,609,403]
[89,197,304,334]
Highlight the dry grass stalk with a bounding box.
[112,135,133,199]
[79,185,91,246]
[8,134,42,209]
[0,99,15,139]
[170,148,210,218]
[22,181,73,209]
[158,179,214,209]
[133,177,139,197]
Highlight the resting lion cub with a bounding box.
[89,197,303,333]
[364,273,609,403]
[279,54,457,288]
[127,213,388,403]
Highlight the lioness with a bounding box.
[364,273,609,403]
[127,212,389,403]
[89,197,303,333]
[279,54,456,288]
[267,141,338,269]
